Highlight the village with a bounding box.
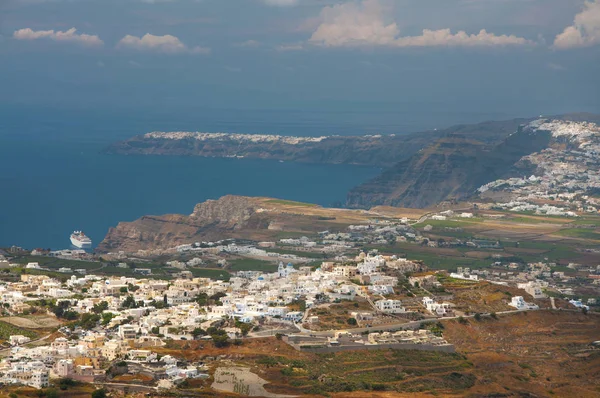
[1,232,597,395]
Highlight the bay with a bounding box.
[0,104,514,250]
[0,107,381,250]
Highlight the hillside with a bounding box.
[347,118,552,208]
[96,195,377,254]
[105,113,600,210]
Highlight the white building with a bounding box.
[30,370,49,389]
[374,299,405,314]
[509,296,539,310]
[9,335,31,346]
[517,281,546,299]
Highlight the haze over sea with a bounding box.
[0,104,554,250]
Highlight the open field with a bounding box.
[0,320,39,341]
[0,384,97,398]
[150,311,600,397]
[442,310,600,397]
[555,228,600,241]
[189,267,232,281]
[229,258,279,273]
[306,299,377,330]
[10,255,103,270]
[1,315,61,329]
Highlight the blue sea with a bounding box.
[0,104,529,250]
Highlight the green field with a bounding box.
[266,199,318,207]
[414,219,482,229]
[555,228,600,240]
[11,255,103,270]
[229,258,279,273]
[189,268,231,281]
[0,320,38,341]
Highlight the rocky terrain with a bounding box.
[97,196,265,253]
[347,118,553,208]
[96,195,375,254]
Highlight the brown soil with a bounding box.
[443,310,600,397]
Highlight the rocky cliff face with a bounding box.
[346,118,553,209]
[97,195,266,253]
[189,195,258,226]
[96,195,372,254]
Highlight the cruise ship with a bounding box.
[70,231,92,249]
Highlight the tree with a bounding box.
[92,301,109,314]
[43,389,59,398]
[80,313,101,330]
[91,388,107,398]
[120,295,137,309]
[192,327,206,338]
[119,286,128,294]
[101,312,115,326]
[212,333,230,348]
[195,292,208,306]
[347,318,357,326]
[62,310,79,321]
[474,313,482,321]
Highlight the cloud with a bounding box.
[13,27,104,47]
[117,33,210,54]
[262,0,298,6]
[235,39,261,48]
[308,0,532,48]
[553,0,600,49]
[276,42,304,51]
[546,62,565,71]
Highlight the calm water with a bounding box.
[0,104,526,250]
[0,107,384,250]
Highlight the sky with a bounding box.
[1,0,599,126]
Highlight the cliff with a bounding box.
[96,195,374,254]
[97,196,263,253]
[104,113,600,210]
[104,131,440,168]
[347,118,552,208]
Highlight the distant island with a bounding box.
[106,113,600,209]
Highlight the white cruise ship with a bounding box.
[70,231,92,249]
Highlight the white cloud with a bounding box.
[276,42,304,51]
[13,27,104,47]
[554,0,600,49]
[235,39,261,47]
[117,33,210,54]
[262,0,298,6]
[308,0,532,48]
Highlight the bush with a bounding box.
[347,318,357,326]
[91,389,107,398]
[474,313,482,321]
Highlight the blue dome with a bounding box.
[258,276,264,280]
